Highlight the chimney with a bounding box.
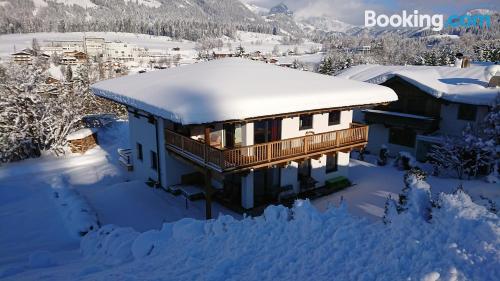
[454,53,464,68]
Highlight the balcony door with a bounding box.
[223,123,242,149]
[254,119,281,145]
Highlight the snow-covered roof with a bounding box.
[48,65,63,80]
[91,58,397,125]
[66,128,97,141]
[336,64,499,106]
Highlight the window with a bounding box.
[326,153,338,173]
[457,104,477,121]
[136,143,143,161]
[389,128,416,147]
[328,111,341,126]
[150,151,158,171]
[299,114,313,130]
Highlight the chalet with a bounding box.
[212,51,233,59]
[337,64,499,161]
[91,58,397,218]
[61,51,87,65]
[266,58,278,64]
[11,49,34,64]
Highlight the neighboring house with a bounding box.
[104,42,143,62]
[212,51,234,59]
[337,64,499,161]
[61,51,87,65]
[91,58,396,217]
[11,49,34,64]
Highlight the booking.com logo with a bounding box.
[365,10,491,31]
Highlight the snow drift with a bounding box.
[79,192,499,281]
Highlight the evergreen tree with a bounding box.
[235,45,245,57]
[65,66,73,82]
[318,57,333,75]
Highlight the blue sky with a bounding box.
[242,0,498,25]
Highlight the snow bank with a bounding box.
[28,251,56,268]
[79,195,499,280]
[49,176,99,237]
[80,225,138,265]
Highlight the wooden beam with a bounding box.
[204,169,212,220]
[222,142,367,174]
[204,126,213,220]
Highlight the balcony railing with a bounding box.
[165,123,369,172]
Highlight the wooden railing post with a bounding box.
[204,127,211,164]
[267,143,272,162]
[164,124,368,172]
[304,135,309,154]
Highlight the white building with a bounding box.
[103,42,146,62]
[337,64,499,161]
[91,58,397,217]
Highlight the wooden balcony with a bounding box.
[165,123,369,173]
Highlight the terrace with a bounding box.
[165,123,369,174]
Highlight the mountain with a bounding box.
[243,2,268,16]
[297,16,355,33]
[0,0,273,40]
[466,8,497,15]
[269,2,293,16]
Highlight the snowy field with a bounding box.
[0,121,498,280]
[0,31,322,62]
[0,32,197,59]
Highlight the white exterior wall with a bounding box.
[311,155,327,188]
[280,161,299,193]
[128,111,159,183]
[280,110,353,191]
[281,110,353,139]
[242,123,254,146]
[360,103,490,159]
[439,103,489,137]
[363,123,416,157]
[240,123,255,207]
[241,171,254,209]
[105,42,137,62]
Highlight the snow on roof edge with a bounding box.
[338,64,499,106]
[92,88,184,123]
[92,86,394,125]
[91,59,398,125]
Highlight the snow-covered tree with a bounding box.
[235,45,245,57]
[383,168,433,223]
[429,122,496,179]
[65,65,73,82]
[482,94,500,182]
[272,45,280,56]
[318,57,334,75]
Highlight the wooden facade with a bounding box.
[377,77,442,118]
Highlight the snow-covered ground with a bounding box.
[0,121,498,280]
[0,32,197,60]
[315,158,500,221]
[0,31,321,62]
